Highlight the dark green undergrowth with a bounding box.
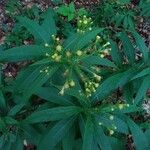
[0,0,150,150]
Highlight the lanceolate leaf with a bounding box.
[95,124,112,150]
[131,68,150,80]
[42,8,57,39]
[23,66,59,99]
[25,106,80,123]
[119,32,135,64]
[64,28,103,51]
[126,118,150,150]
[132,32,149,63]
[93,67,137,102]
[83,117,94,150]
[134,75,150,105]
[35,87,74,106]
[0,45,49,62]
[38,116,76,150]
[109,40,122,66]
[81,55,117,68]
[18,17,50,44]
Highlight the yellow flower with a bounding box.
[64,83,70,89]
[96,36,101,40]
[56,37,60,41]
[66,51,72,57]
[56,45,62,52]
[109,115,114,120]
[55,55,62,62]
[100,54,105,58]
[83,20,88,24]
[59,88,65,95]
[76,50,83,56]
[99,122,102,125]
[89,27,92,31]
[109,130,114,135]
[70,80,75,87]
[118,104,124,110]
[94,74,102,82]
[45,43,49,47]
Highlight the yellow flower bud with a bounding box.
[45,69,48,73]
[103,49,109,55]
[45,53,49,56]
[55,55,62,62]
[59,89,64,95]
[45,43,49,47]
[89,27,92,31]
[76,50,83,56]
[99,122,102,125]
[96,36,101,40]
[56,37,60,41]
[94,83,99,88]
[109,115,114,120]
[100,54,105,58]
[94,75,102,82]
[66,51,72,57]
[70,80,75,87]
[64,83,70,89]
[109,130,114,135]
[118,104,124,110]
[83,20,88,24]
[56,45,62,52]
[77,29,80,33]
[111,108,114,111]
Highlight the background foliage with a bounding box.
[0,0,150,149]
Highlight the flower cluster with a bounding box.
[59,80,76,95]
[99,42,111,58]
[84,73,102,97]
[77,15,93,33]
[98,103,130,135]
[40,66,50,75]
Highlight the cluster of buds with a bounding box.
[59,80,76,95]
[84,74,102,97]
[50,35,63,62]
[40,66,50,75]
[77,15,93,33]
[98,121,117,136]
[84,81,99,97]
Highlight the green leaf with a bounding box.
[109,40,122,66]
[131,68,150,80]
[81,55,117,68]
[42,8,57,38]
[126,118,150,150]
[134,75,150,105]
[18,16,50,43]
[64,28,103,51]
[82,117,94,150]
[0,45,48,62]
[35,87,74,106]
[22,66,59,99]
[0,91,6,110]
[93,67,137,101]
[24,106,80,123]
[119,32,135,64]
[62,126,75,150]
[132,32,149,62]
[95,124,112,150]
[38,116,76,150]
